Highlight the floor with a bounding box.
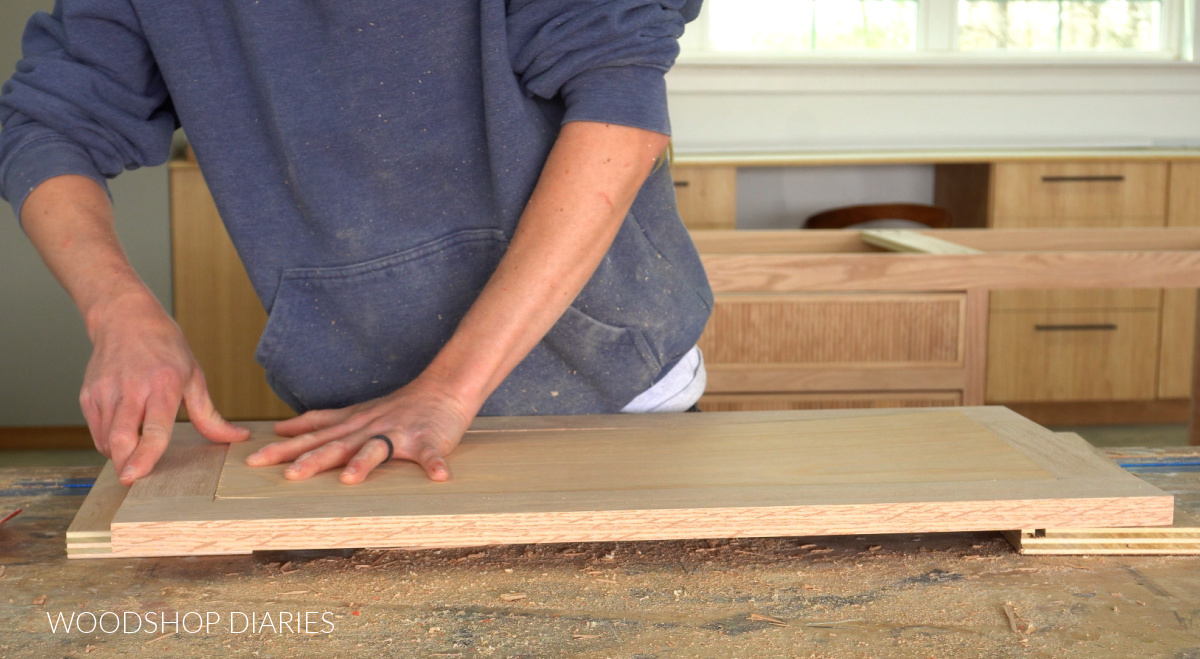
[0,424,1189,468]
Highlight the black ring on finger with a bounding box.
[370,434,394,462]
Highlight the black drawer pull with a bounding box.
[1034,323,1118,332]
[1040,175,1125,183]
[674,180,690,188]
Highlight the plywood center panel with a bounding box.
[217,411,1052,501]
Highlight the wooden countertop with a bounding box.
[673,147,1200,167]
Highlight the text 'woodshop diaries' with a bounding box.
[44,610,336,635]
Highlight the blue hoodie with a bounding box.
[0,0,713,415]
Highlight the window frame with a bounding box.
[676,0,1195,63]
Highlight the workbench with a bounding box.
[4,451,1199,658]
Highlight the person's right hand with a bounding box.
[81,292,249,486]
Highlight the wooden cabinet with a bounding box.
[679,152,1197,418]
[981,160,1175,403]
[671,164,737,231]
[697,292,971,412]
[170,162,293,420]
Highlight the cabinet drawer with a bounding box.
[986,309,1160,403]
[990,288,1162,312]
[671,164,737,231]
[991,162,1167,227]
[698,293,966,367]
[699,392,961,412]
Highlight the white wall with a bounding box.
[0,1,172,426]
[666,62,1200,152]
[737,165,935,230]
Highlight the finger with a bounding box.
[107,396,145,475]
[91,387,120,460]
[339,437,392,485]
[246,414,371,466]
[273,408,351,437]
[245,427,352,467]
[79,392,107,458]
[284,439,363,481]
[118,392,179,485]
[415,444,450,482]
[183,371,249,443]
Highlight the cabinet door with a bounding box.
[700,292,968,395]
[992,161,1167,227]
[986,310,1160,402]
[170,163,294,420]
[671,165,737,231]
[1159,161,1200,398]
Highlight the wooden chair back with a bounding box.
[803,203,952,229]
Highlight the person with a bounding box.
[0,0,713,488]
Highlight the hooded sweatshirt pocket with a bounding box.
[254,229,507,411]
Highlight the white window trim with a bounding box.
[678,0,1197,63]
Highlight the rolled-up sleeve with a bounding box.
[0,0,176,220]
[506,0,701,136]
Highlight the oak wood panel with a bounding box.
[986,309,1160,403]
[991,161,1168,226]
[700,251,1200,293]
[690,230,880,254]
[1160,289,1198,398]
[963,289,989,406]
[671,164,737,231]
[65,463,127,557]
[698,392,960,412]
[860,230,982,255]
[698,293,965,366]
[170,163,294,421]
[1162,162,1200,400]
[219,411,1051,500]
[704,365,967,394]
[93,408,1172,557]
[990,289,1162,311]
[690,228,1200,255]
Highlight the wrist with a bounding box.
[410,352,492,419]
[83,286,171,343]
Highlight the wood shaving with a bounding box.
[1003,602,1034,634]
[747,613,788,627]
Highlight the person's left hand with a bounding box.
[244,377,473,484]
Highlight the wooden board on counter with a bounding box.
[68,407,1173,558]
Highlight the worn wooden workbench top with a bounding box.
[3,452,1200,658]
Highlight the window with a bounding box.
[679,0,1189,58]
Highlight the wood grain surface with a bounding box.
[216,411,1051,500]
[88,408,1174,558]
